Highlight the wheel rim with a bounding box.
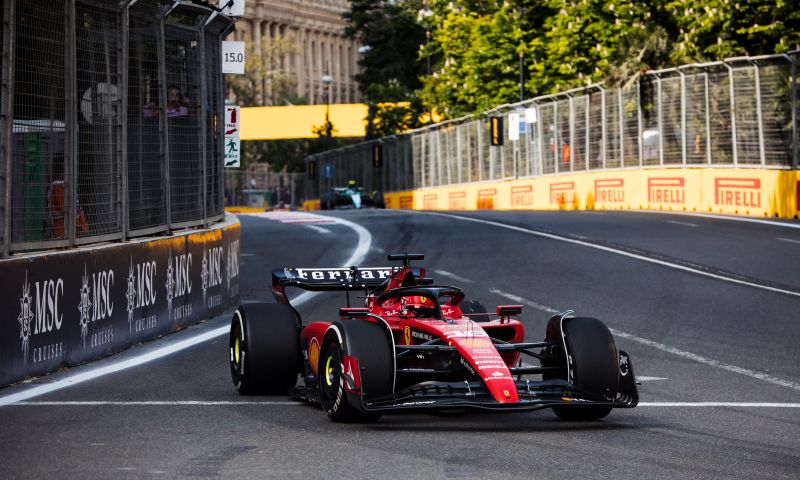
[320,342,342,405]
[325,355,335,386]
[230,320,244,384]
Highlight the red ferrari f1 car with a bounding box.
[229,253,638,422]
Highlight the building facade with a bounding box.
[232,0,362,105]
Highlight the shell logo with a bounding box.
[308,338,320,374]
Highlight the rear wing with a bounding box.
[271,266,425,303]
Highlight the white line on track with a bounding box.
[9,400,800,408]
[638,403,800,408]
[637,376,668,382]
[434,269,474,283]
[608,329,800,392]
[490,288,559,314]
[305,224,331,234]
[666,220,697,227]
[627,209,800,229]
[10,401,300,406]
[777,237,800,245]
[415,211,800,299]
[489,286,800,393]
[0,213,373,408]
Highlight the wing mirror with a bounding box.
[496,305,523,323]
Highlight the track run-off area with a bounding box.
[1,209,799,479]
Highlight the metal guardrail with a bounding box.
[305,52,799,198]
[0,0,234,256]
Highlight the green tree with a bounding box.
[344,0,428,136]
[667,0,800,62]
[421,2,527,117]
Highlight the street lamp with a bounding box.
[418,2,434,124]
[322,73,333,138]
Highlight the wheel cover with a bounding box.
[320,343,342,406]
[325,355,335,387]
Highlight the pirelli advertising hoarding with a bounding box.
[0,219,241,387]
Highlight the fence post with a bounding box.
[600,86,606,169]
[158,5,171,227]
[584,95,590,170]
[618,87,624,167]
[199,15,208,223]
[120,4,130,239]
[1,0,15,256]
[792,54,798,168]
[569,95,575,172]
[66,0,77,248]
[753,62,765,166]
[657,75,664,166]
[679,70,687,165]
[725,62,738,165]
[704,70,712,165]
[637,79,643,167]
[553,101,559,173]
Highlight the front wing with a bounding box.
[360,351,639,414]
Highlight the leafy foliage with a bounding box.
[344,0,428,136]
[411,0,797,118]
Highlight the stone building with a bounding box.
[231,0,362,105]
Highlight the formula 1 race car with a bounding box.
[320,180,385,210]
[229,253,638,422]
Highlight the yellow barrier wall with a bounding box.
[305,168,799,218]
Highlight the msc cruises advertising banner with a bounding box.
[0,221,240,387]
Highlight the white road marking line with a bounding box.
[0,326,229,407]
[638,403,800,408]
[244,211,337,225]
[0,215,374,407]
[305,225,331,234]
[10,400,800,408]
[240,253,255,257]
[608,329,800,392]
[416,211,800,298]
[488,286,800,393]
[636,376,668,381]
[666,220,697,227]
[10,401,300,406]
[777,237,800,245]
[627,209,800,229]
[434,269,474,283]
[490,288,559,314]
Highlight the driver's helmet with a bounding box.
[400,295,439,318]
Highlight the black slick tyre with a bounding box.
[553,317,618,421]
[318,320,393,423]
[229,303,300,395]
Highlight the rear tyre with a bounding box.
[552,317,618,421]
[318,321,393,423]
[460,300,490,322]
[229,303,300,395]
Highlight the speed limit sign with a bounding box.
[221,41,245,74]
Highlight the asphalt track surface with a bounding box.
[2,209,800,479]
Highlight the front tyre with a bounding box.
[230,303,300,395]
[552,317,618,421]
[318,321,393,423]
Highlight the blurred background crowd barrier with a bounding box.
[305,52,798,198]
[0,0,234,256]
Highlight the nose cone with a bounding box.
[440,324,519,403]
